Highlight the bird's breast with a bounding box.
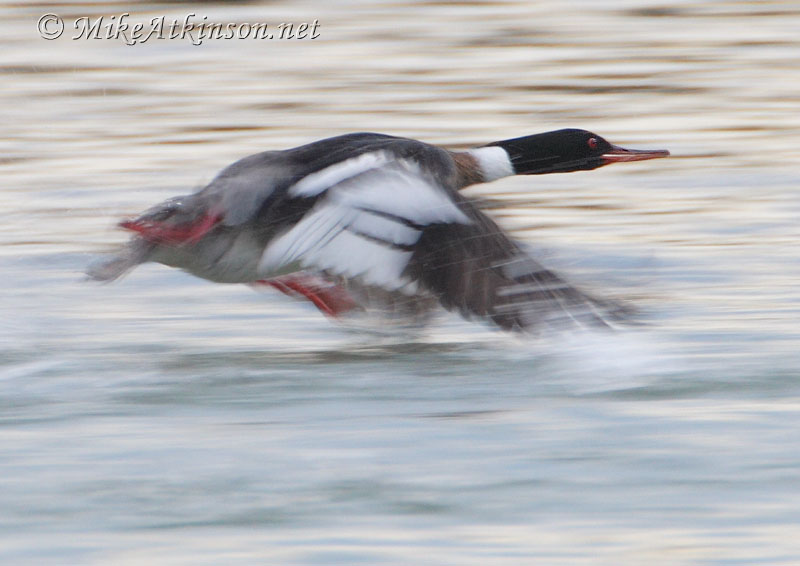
[151,227,268,283]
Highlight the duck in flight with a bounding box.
[88,129,668,332]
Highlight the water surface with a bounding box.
[2,1,800,564]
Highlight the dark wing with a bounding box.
[405,200,630,331]
[259,150,628,332]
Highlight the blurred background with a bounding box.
[2,1,800,564]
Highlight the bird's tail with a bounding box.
[87,194,223,282]
[86,238,155,282]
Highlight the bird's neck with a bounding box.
[465,146,515,183]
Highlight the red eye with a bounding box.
[587,137,598,149]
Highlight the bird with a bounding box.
[88,129,669,332]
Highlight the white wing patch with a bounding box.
[340,160,471,226]
[260,158,471,291]
[259,200,413,290]
[347,209,419,246]
[289,151,394,198]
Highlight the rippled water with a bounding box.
[3,1,800,564]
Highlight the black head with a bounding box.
[486,128,669,175]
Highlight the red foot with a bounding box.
[120,213,222,245]
[254,274,360,318]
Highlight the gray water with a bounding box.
[3,1,800,564]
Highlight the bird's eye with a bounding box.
[587,137,598,149]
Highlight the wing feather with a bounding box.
[406,214,629,331]
[260,152,628,331]
[259,158,470,291]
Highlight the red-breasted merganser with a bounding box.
[88,129,669,331]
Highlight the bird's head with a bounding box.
[487,128,669,175]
